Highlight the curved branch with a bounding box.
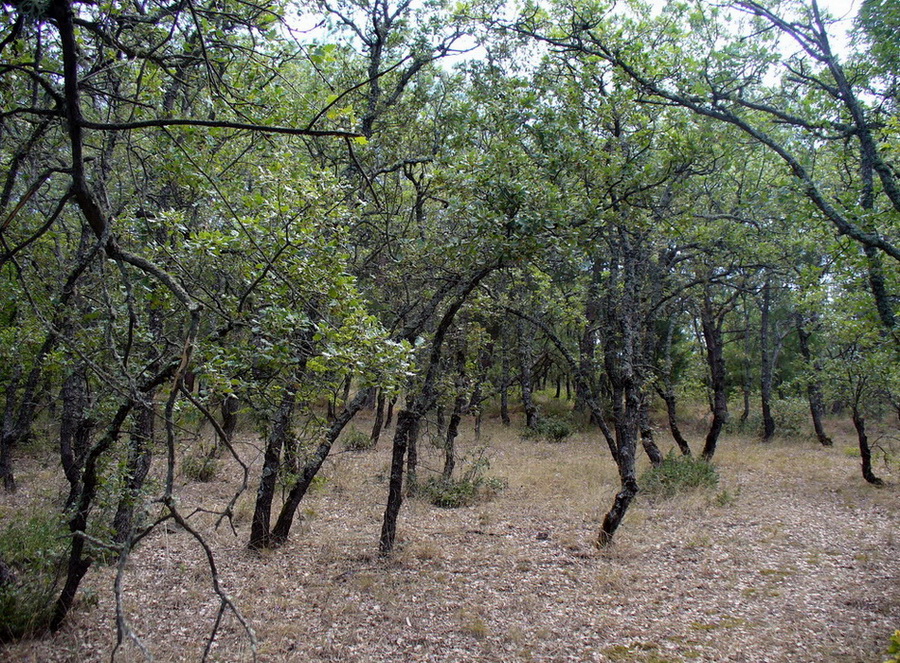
[81,117,364,139]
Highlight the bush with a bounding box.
[640,451,719,499]
[182,454,218,482]
[885,630,900,663]
[343,427,376,452]
[0,510,68,642]
[726,398,812,440]
[418,451,506,508]
[527,415,575,443]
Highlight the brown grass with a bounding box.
[1,410,898,662]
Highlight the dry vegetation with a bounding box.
[1,409,898,663]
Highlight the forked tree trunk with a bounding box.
[269,388,371,544]
[249,386,297,550]
[379,269,491,555]
[52,403,132,631]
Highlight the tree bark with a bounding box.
[499,346,511,426]
[851,406,883,486]
[379,268,491,555]
[112,401,154,548]
[269,388,371,544]
[370,389,386,448]
[795,314,833,446]
[700,292,729,460]
[760,279,776,441]
[517,319,539,429]
[248,386,297,550]
[639,393,662,466]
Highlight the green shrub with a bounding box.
[418,451,506,508]
[527,415,575,443]
[182,454,218,482]
[343,427,375,452]
[726,398,812,440]
[640,451,719,499]
[0,510,68,642]
[885,629,900,663]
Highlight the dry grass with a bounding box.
[1,411,898,663]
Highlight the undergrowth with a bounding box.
[418,450,507,508]
[0,509,68,642]
[640,451,719,499]
[525,415,575,443]
[343,427,376,452]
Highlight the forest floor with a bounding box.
[1,409,898,662]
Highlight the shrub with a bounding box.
[726,398,812,440]
[640,451,719,499]
[343,427,375,452]
[527,415,575,443]
[182,454,218,482]
[885,630,900,663]
[0,510,68,642]
[418,451,506,508]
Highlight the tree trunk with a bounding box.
[248,387,297,550]
[370,389,386,447]
[639,393,662,466]
[380,409,416,555]
[740,296,752,424]
[760,280,776,441]
[406,418,419,489]
[59,365,94,509]
[795,315,833,446]
[518,319,539,429]
[379,268,490,555]
[598,378,640,547]
[52,403,132,631]
[385,395,396,427]
[112,401,154,548]
[221,393,240,450]
[851,406,883,486]
[700,294,729,460]
[657,386,692,455]
[269,388,371,544]
[499,348,511,426]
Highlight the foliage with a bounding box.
[418,450,506,508]
[182,454,219,483]
[0,510,68,641]
[639,452,719,499]
[728,398,812,440]
[885,629,900,663]
[526,415,575,443]
[343,427,376,452]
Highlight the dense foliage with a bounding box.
[0,0,896,652]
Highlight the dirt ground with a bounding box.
[2,414,898,662]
